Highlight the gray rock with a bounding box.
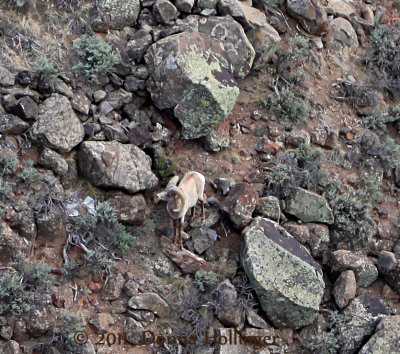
[382,261,400,295]
[175,0,194,12]
[78,141,158,193]
[284,187,334,224]
[89,313,115,333]
[213,177,236,195]
[99,101,114,116]
[153,0,179,25]
[55,81,73,99]
[123,317,145,345]
[101,272,125,301]
[333,270,357,309]
[331,250,378,287]
[246,23,281,70]
[245,308,270,329]
[220,182,259,229]
[0,65,15,87]
[241,217,324,329]
[218,0,268,31]
[24,298,53,337]
[105,191,150,225]
[128,293,170,317]
[11,96,38,122]
[377,251,397,275]
[91,0,141,31]
[287,0,329,35]
[145,30,239,139]
[306,223,330,258]
[2,340,23,354]
[0,114,29,135]
[202,123,230,152]
[30,94,85,153]
[38,148,69,176]
[285,128,311,147]
[336,292,388,353]
[107,89,132,110]
[359,315,400,353]
[193,15,255,78]
[0,222,31,264]
[71,92,91,115]
[5,200,37,242]
[255,196,280,221]
[93,90,107,103]
[192,227,219,254]
[324,17,359,50]
[126,29,153,62]
[198,0,217,8]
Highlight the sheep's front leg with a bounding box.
[201,200,205,221]
[173,219,178,244]
[190,206,195,222]
[179,218,184,249]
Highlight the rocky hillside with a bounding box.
[0,0,400,353]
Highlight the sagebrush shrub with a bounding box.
[72,35,119,82]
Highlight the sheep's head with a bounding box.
[155,175,179,203]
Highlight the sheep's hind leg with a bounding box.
[201,200,205,221]
[190,206,195,222]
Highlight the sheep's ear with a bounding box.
[166,175,179,188]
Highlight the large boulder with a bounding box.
[29,94,85,154]
[91,0,141,31]
[190,15,255,78]
[241,217,324,329]
[145,30,239,139]
[359,315,400,353]
[286,0,329,35]
[78,141,158,193]
[284,187,334,224]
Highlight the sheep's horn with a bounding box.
[170,186,186,212]
[166,175,179,189]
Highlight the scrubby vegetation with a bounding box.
[0,254,53,317]
[72,34,120,82]
[33,57,60,82]
[267,143,327,197]
[364,24,400,100]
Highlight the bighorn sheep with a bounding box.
[156,171,205,249]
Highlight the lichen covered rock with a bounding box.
[241,217,324,329]
[145,30,239,139]
[91,0,141,31]
[285,187,334,224]
[29,94,84,154]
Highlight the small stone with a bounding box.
[153,0,179,25]
[71,92,91,115]
[128,293,170,317]
[255,196,280,221]
[11,96,38,122]
[0,114,29,135]
[38,148,69,176]
[333,270,357,309]
[93,90,107,103]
